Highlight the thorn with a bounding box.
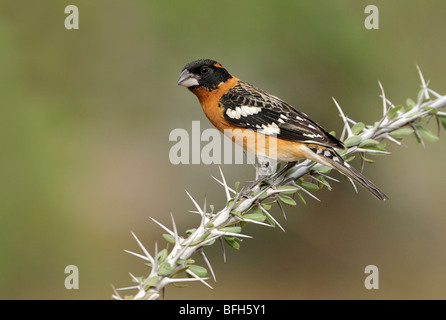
[309,174,331,190]
[124,249,152,263]
[115,285,139,291]
[378,81,387,118]
[130,231,155,264]
[164,276,209,285]
[317,172,340,183]
[346,117,357,125]
[170,212,179,243]
[111,285,123,300]
[185,269,213,289]
[360,153,365,173]
[219,238,227,263]
[291,181,321,202]
[219,231,252,239]
[188,210,212,217]
[384,133,403,146]
[212,176,236,195]
[356,148,391,155]
[416,64,430,100]
[218,166,231,201]
[129,272,141,284]
[410,123,426,149]
[258,203,285,232]
[198,248,217,282]
[276,199,287,220]
[333,97,353,137]
[427,88,442,99]
[383,97,397,111]
[150,217,174,236]
[185,190,205,216]
[241,217,274,227]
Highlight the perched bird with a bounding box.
[177,59,388,200]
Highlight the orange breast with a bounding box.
[191,77,239,132]
[191,77,307,162]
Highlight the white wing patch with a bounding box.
[241,106,262,116]
[258,122,280,135]
[226,108,240,119]
[226,106,261,120]
[280,114,288,120]
[303,133,323,139]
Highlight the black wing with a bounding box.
[220,81,344,149]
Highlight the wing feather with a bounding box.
[220,81,344,149]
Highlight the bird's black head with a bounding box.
[177,59,233,91]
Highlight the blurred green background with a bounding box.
[1,0,445,299]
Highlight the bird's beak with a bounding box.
[177,69,199,87]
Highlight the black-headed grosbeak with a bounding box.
[177,59,388,201]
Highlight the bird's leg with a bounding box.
[240,159,297,198]
[266,161,297,184]
[239,156,273,198]
[255,155,274,180]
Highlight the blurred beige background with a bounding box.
[0,0,445,299]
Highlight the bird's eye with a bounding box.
[200,66,209,75]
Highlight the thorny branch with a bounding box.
[112,67,446,300]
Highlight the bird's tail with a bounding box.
[302,145,388,201]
